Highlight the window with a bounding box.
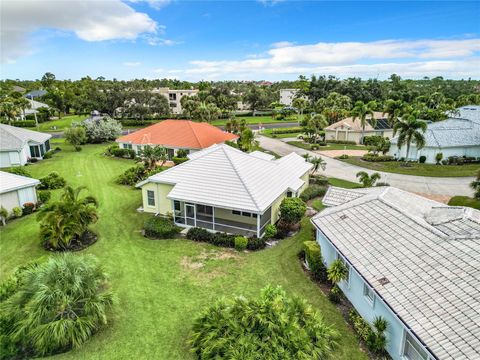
[29,145,40,158]
[242,211,251,217]
[45,140,50,152]
[147,190,155,206]
[196,204,213,216]
[123,143,132,150]
[174,201,181,211]
[403,333,428,360]
[252,213,258,218]
[169,93,177,101]
[286,191,293,198]
[232,210,241,215]
[363,284,375,305]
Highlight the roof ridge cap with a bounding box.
[188,120,204,148]
[222,147,261,212]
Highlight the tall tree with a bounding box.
[392,111,427,162]
[351,100,375,144]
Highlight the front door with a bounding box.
[185,203,196,226]
[167,148,175,160]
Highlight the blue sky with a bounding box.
[1,0,479,80]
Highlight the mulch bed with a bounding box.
[45,230,98,252]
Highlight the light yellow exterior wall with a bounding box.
[141,182,174,215]
[215,207,257,225]
[297,171,310,195]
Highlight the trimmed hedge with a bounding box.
[326,139,357,145]
[361,154,394,162]
[172,157,188,165]
[6,120,36,128]
[186,227,266,250]
[120,119,159,127]
[106,145,136,159]
[144,217,181,239]
[271,127,303,135]
[234,236,248,251]
[38,172,66,190]
[299,185,327,201]
[37,190,51,204]
[309,175,329,186]
[303,241,327,282]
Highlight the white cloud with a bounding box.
[143,35,182,46]
[0,0,158,63]
[170,38,480,80]
[257,0,285,6]
[128,0,171,10]
[271,41,295,48]
[124,62,142,67]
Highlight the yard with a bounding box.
[287,140,367,151]
[340,156,480,177]
[0,142,367,360]
[27,115,88,132]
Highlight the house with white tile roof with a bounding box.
[311,186,480,360]
[137,144,312,237]
[388,105,480,163]
[0,171,40,212]
[0,124,52,168]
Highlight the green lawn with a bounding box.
[287,141,367,151]
[448,196,480,209]
[0,143,366,360]
[341,156,480,177]
[328,177,362,189]
[28,115,89,132]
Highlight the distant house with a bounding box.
[12,85,26,93]
[22,99,49,119]
[116,120,238,159]
[312,186,480,360]
[324,112,392,144]
[24,90,48,99]
[0,124,52,167]
[136,144,312,237]
[279,89,301,106]
[151,88,199,114]
[0,171,40,211]
[388,105,480,163]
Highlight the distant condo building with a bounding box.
[279,89,305,106]
[152,88,199,114]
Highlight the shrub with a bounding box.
[187,227,212,242]
[336,154,349,159]
[361,154,394,162]
[8,120,36,127]
[144,217,180,239]
[108,146,136,159]
[441,159,448,165]
[271,127,303,135]
[348,309,388,355]
[326,139,356,145]
[12,207,22,218]
[37,190,51,204]
[0,206,7,226]
[172,157,188,165]
[116,165,147,186]
[22,202,35,215]
[363,135,383,146]
[28,157,38,163]
[435,152,443,165]
[300,184,327,201]
[264,224,277,239]
[246,236,266,250]
[176,149,189,158]
[42,150,54,159]
[190,286,338,359]
[303,241,327,282]
[82,117,122,143]
[65,126,87,151]
[0,254,114,357]
[309,174,329,186]
[419,155,427,163]
[234,236,248,251]
[6,166,31,177]
[210,232,236,247]
[54,146,61,152]
[279,197,306,225]
[38,172,66,190]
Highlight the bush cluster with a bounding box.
[336,154,349,159]
[38,172,66,190]
[362,135,383,146]
[37,190,51,204]
[6,166,31,178]
[234,236,248,251]
[326,139,357,145]
[120,119,158,127]
[172,157,188,165]
[446,155,480,165]
[361,154,394,162]
[22,202,35,215]
[42,150,55,159]
[143,217,181,239]
[12,207,22,218]
[303,241,327,282]
[116,165,164,186]
[105,145,136,159]
[5,120,36,127]
[418,155,427,163]
[309,174,329,186]
[348,309,388,355]
[299,185,327,201]
[271,127,303,135]
[186,227,266,251]
[279,197,306,225]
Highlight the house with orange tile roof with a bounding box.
[116,120,238,159]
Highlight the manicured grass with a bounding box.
[448,196,480,209]
[212,116,291,126]
[0,143,366,360]
[29,115,89,132]
[340,157,480,177]
[310,198,325,211]
[328,177,362,189]
[287,141,366,151]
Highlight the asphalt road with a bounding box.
[257,135,475,197]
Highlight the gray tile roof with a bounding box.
[0,171,40,194]
[0,124,51,151]
[312,187,480,360]
[391,105,480,148]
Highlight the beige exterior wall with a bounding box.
[270,193,287,224]
[215,207,257,225]
[141,182,174,214]
[0,191,20,212]
[325,129,393,144]
[297,171,310,195]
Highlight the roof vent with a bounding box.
[339,214,348,220]
[378,277,390,286]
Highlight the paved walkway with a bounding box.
[258,135,474,197]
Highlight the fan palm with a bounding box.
[37,186,98,250]
[138,145,168,169]
[327,259,348,285]
[382,99,404,126]
[309,156,327,174]
[3,254,114,356]
[392,111,427,162]
[356,171,381,188]
[351,100,375,144]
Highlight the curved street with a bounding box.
[258,135,475,197]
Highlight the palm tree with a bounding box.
[292,97,308,124]
[471,170,480,200]
[351,100,375,144]
[392,111,427,162]
[138,145,168,169]
[356,171,382,188]
[238,128,258,152]
[304,113,328,143]
[302,153,311,162]
[37,186,98,250]
[382,99,404,126]
[309,156,327,174]
[4,254,114,356]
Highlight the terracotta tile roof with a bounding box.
[116,120,238,149]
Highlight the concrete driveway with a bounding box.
[258,135,475,197]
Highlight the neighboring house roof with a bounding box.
[0,171,40,194]
[325,112,390,132]
[391,105,480,148]
[24,90,48,99]
[0,124,52,151]
[116,120,238,149]
[137,144,312,213]
[249,150,276,161]
[12,85,26,93]
[24,99,49,115]
[312,186,480,360]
